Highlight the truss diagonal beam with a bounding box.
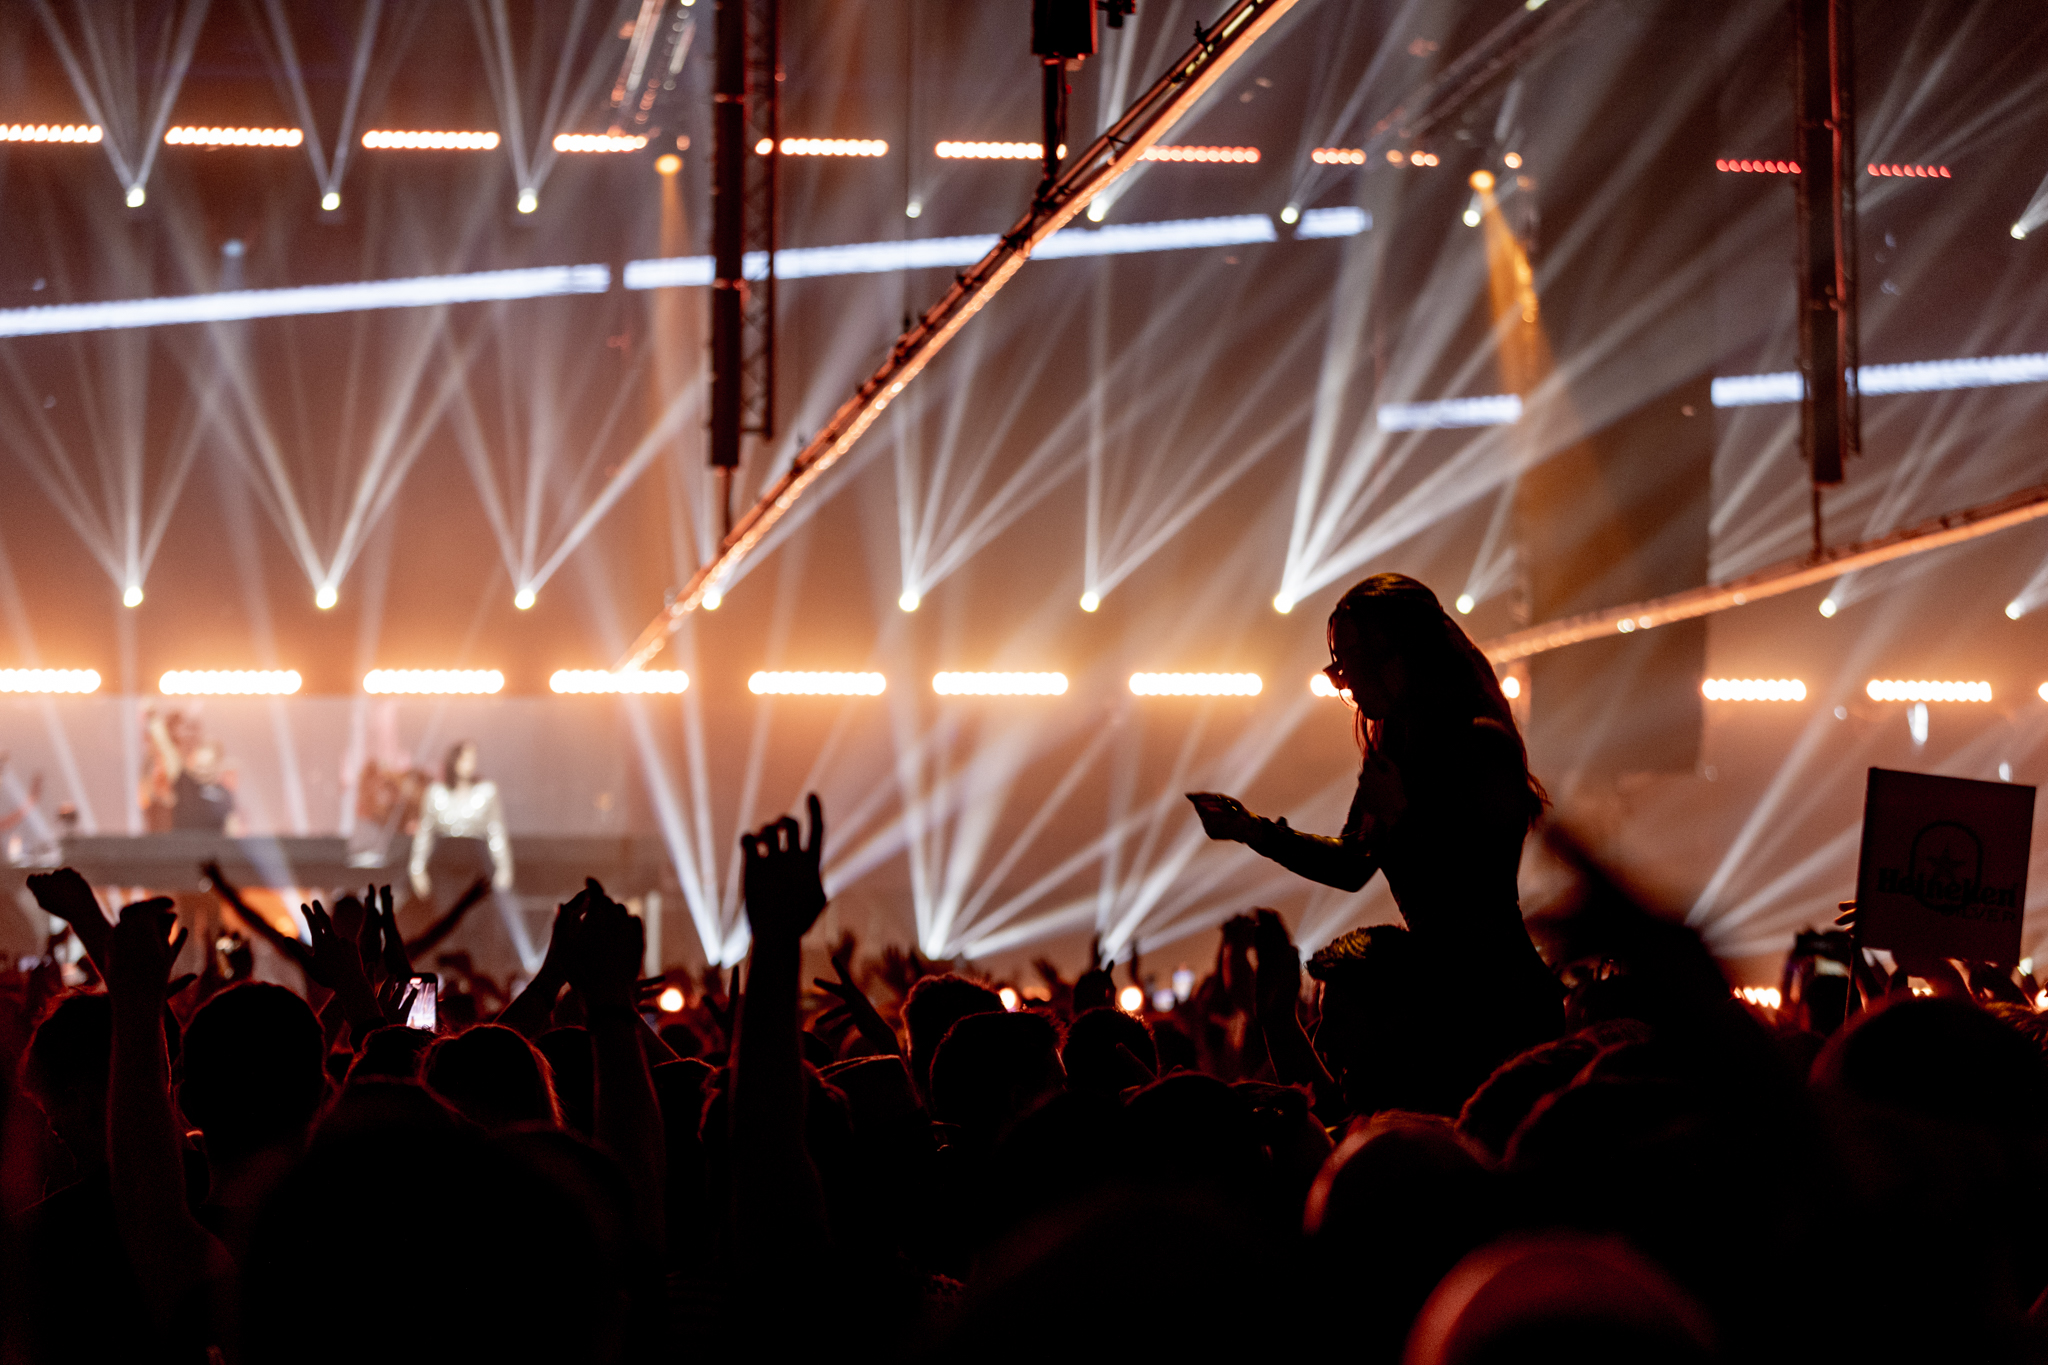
[617,0,1300,670]
[1480,480,2048,664]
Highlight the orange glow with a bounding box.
[553,133,648,153]
[363,130,498,150]
[0,123,100,143]
[1702,678,1806,701]
[761,137,888,157]
[1141,145,1259,163]
[1865,680,1991,703]
[166,126,301,147]
[1312,147,1366,165]
[935,140,1041,159]
[0,669,100,693]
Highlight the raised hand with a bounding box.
[811,933,901,1058]
[301,899,383,1030]
[1074,936,1115,1014]
[566,879,645,1013]
[373,883,410,981]
[493,886,589,1038]
[704,963,741,1047]
[1242,906,1335,1108]
[1187,791,1262,843]
[377,974,421,1026]
[27,868,112,972]
[740,794,827,949]
[538,885,593,986]
[104,897,184,1002]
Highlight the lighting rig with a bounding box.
[621,0,1301,670]
[709,0,780,534]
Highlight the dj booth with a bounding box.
[2,832,687,975]
[1,833,681,901]
[0,834,688,916]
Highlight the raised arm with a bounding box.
[104,897,234,1337]
[1188,791,1380,893]
[144,712,184,783]
[566,879,665,1252]
[731,795,831,1258]
[27,867,112,977]
[402,874,492,961]
[200,859,312,971]
[1249,909,1341,1115]
[812,935,902,1058]
[496,891,584,1039]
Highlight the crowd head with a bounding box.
[5,806,2048,1364]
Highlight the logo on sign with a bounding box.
[1874,819,2021,919]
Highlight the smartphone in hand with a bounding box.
[405,973,438,1031]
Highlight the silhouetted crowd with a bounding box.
[4,803,2047,1364]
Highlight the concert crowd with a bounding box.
[2,577,2045,1363]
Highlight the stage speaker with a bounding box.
[1032,0,1097,60]
[1518,374,1712,782]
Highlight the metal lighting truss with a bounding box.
[1480,480,2048,664]
[617,0,1302,670]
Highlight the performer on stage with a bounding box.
[409,740,534,973]
[144,708,237,834]
[409,740,513,899]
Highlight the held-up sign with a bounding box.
[1854,767,2036,965]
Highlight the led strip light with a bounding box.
[0,669,100,693]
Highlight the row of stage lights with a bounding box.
[0,669,2030,704]
[2,123,1256,163]
[1697,679,2005,703]
[7,125,1964,197]
[1714,157,1953,179]
[0,669,1249,698]
[2,125,642,212]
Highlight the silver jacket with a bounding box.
[409,780,513,889]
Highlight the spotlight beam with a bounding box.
[1301,0,1597,208]
[468,0,623,206]
[254,0,335,192]
[0,345,122,586]
[253,0,398,201]
[324,318,494,594]
[615,0,1302,670]
[32,0,209,197]
[1481,478,2048,663]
